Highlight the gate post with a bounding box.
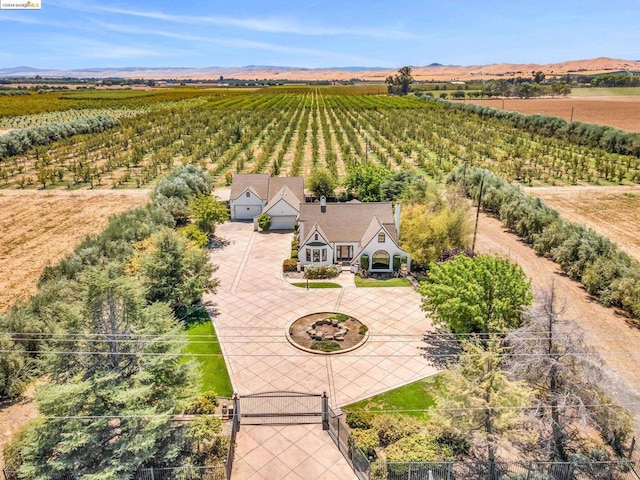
[233,392,240,431]
[322,391,329,431]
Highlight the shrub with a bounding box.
[346,412,374,429]
[360,254,370,270]
[385,433,453,463]
[179,224,209,248]
[310,341,341,352]
[186,391,219,415]
[435,429,471,456]
[328,313,350,322]
[371,414,421,447]
[351,428,379,458]
[358,325,369,335]
[283,258,298,273]
[291,248,299,259]
[257,213,271,231]
[304,265,339,279]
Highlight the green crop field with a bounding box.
[1,86,639,190]
[571,86,640,96]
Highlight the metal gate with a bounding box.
[239,391,327,426]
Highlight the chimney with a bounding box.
[394,204,401,236]
[320,196,326,213]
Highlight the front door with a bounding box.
[336,245,353,261]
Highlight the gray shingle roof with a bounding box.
[263,186,301,213]
[299,202,397,243]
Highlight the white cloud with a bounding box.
[49,0,417,39]
[88,20,373,63]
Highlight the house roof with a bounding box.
[263,186,301,214]
[267,177,304,203]
[230,173,270,200]
[299,202,397,243]
[230,174,304,204]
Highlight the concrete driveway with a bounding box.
[205,222,437,407]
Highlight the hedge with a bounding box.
[450,165,640,319]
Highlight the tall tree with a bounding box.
[17,270,200,480]
[135,228,218,316]
[385,66,414,95]
[307,168,337,198]
[420,254,532,335]
[188,195,229,237]
[506,283,632,460]
[344,163,391,202]
[436,340,531,465]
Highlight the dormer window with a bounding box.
[245,191,250,197]
[378,232,386,243]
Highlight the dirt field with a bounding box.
[464,96,640,132]
[525,185,640,260]
[0,189,150,312]
[0,383,40,471]
[475,212,640,437]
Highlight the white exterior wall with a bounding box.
[264,200,299,230]
[358,230,410,273]
[230,190,266,220]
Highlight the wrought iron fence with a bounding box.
[136,465,226,480]
[238,390,324,425]
[326,406,371,480]
[373,460,640,480]
[225,394,240,480]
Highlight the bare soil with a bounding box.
[464,97,640,133]
[0,383,39,471]
[525,185,640,260]
[475,211,640,437]
[0,189,149,312]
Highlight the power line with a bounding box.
[3,349,640,358]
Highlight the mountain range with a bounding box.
[1,57,639,81]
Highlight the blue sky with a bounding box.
[0,0,639,69]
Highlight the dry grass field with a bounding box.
[0,190,149,312]
[464,97,640,133]
[526,185,640,260]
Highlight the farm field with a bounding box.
[0,189,149,312]
[526,185,640,260]
[2,87,640,190]
[464,96,640,133]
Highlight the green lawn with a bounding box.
[570,86,640,97]
[184,320,233,397]
[355,277,412,288]
[291,282,342,288]
[343,375,443,422]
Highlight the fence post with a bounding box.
[408,462,412,480]
[525,461,532,480]
[322,391,329,431]
[150,468,155,480]
[233,392,240,431]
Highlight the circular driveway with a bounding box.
[204,222,437,407]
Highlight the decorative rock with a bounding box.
[335,335,344,341]
[331,319,338,327]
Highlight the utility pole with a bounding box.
[472,175,485,253]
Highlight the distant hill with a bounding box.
[2,57,639,81]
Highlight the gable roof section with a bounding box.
[352,217,404,261]
[268,177,304,203]
[230,173,270,200]
[298,202,397,243]
[302,223,331,246]
[263,185,301,214]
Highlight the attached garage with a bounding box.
[234,204,262,220]
[269,215,297,230]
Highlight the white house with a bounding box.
[297,198,410,273]
[229,174,304,230]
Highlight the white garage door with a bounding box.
[269,215,296,230]
[234,204,262,220]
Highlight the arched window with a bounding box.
[372,250,390,270]
[245,191,251,197]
